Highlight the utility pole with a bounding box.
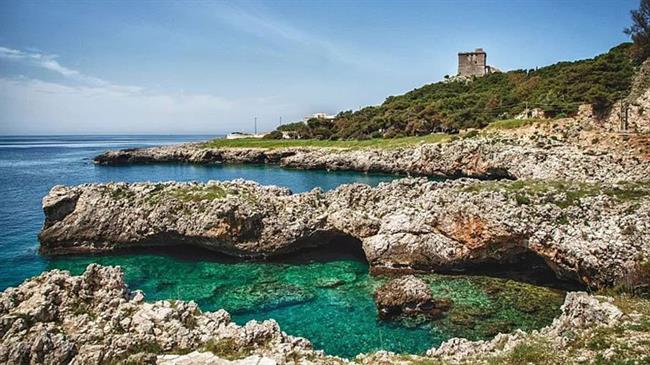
[280,116,283,125]
[254,117,257,135]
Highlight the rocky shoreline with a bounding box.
[39,178,650,289]
[92,131,650,183]
[25,119,650,363]
[1,264,647,364]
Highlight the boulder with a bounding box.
[374,275,452,319]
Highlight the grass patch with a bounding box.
[109,186,135,200]
[462,180,650,208]
[141,184,259,207]
[487,339,560,365]
[200,133,453,150]
[203,338,255,360]
[399,355,443,365]
[168,185,228,202]
[485,118,550,130]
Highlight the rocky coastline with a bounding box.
[92,130,650,183]
[1,264,647,364]
[38,178,650,289]
[21,116,650,363]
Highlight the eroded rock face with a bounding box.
[38,178,650,289]
[0,264,333,365]
[374,275,452,319]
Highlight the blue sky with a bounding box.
[0,0,639,134]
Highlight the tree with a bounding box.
[625,0,650,62]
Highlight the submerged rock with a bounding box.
[426,292,628,364]
[218,282,315,314]
[0,264,331,365]
[1,265,647,364]
[374,275,452,319]
[38,178,650,289]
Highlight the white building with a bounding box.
[303,112,336,121]
[225,132,266,140]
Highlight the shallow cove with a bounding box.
[47,243,567,358]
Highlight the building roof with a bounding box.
[458,48,486,55]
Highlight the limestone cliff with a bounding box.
[39,178,650,289]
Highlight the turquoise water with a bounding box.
[47,247,565,358]
[0,136,565,358]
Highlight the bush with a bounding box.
[263,130,283,139]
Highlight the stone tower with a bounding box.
[458,48,488,77]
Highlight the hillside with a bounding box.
[273,43,637,140]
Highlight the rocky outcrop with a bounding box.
[92,133,650,183]
[357,292,650,365]
[426,292,627,364]
[38,178,650,289]
[0,264,338,365]
[374,275,452,319]
[93,145,296,166]
[2,266,647,365]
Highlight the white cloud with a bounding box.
[0,46,115,87]
[0,46,302,134]
[0,77,302,134]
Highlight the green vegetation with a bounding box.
[562,295,650,365]
[109,185,135,200]
[167,185,228,202]
[269,43,636,140]
[201,133,452,149]
[462,180,650,208]
[487,339,559,365]
[625,0,650,62]
[484,118,549,130]
[203,338,257,360]
[141,184,246,205]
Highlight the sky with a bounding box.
[0,0,640,135]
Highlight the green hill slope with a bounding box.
[275,43,637,140]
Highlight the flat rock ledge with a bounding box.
[92,134,650,183]
[39,178,650,289]
[0,265,644,365]
[374,275,452,319]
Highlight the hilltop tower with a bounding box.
[458,48,488,77]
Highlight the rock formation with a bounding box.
[92,131,650,183]
[1,265,647,364]
[38,178,650,289]
[0,264,335,365]
[373,275,452,319]
[424,292,632,364]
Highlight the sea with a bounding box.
[0,135,564,357]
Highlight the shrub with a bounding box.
[263,130,283,139]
